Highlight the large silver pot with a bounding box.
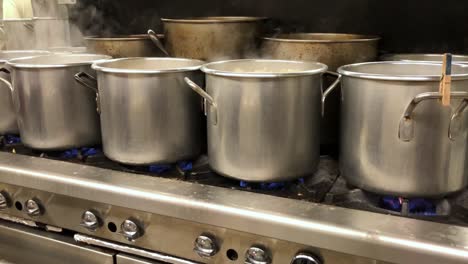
[2,19,35,50]
[261,33,380,148]
[84,35,165,58]
[0,50,50,135]
[33,17,71,49]
[75,58,205,165]
[185,59,341,182]
[335,62,468,197]
[3,54,111,150]
[381,53,468,64]
[149,17,267,61]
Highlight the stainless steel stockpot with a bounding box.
[261,33,380,147]
[33,17,71,49]
[185,59,341,182]
[335,61,468,197]
[77,58,205,165]
[381,53,468,64]
[149,17,267,61]
[0,50,50,135]
[2,19,36,50]
[4,54,111,150]
[84,35,166,58]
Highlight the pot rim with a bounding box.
[2,18,33,22]
[32,17,69,20]
[380,53,468,63]
[201,59,328,78]
[262,33,381,43]
[91,57,205,74]
[84,34,164,41]
[338,61,468,81]
[7,54,112,69]
[161,16,268,23]
[0,50,51,63]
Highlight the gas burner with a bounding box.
[1,134,21,145]
[39,147,102,162]
[0,135,32,155]
[117,160,194,176]
[380,196,436,216]
[323,176,468,226]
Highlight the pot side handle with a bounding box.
[0,67,13,93]
[74,72,101,114]
[448,98,468,140]
[321,71,342,117]
[147,29,170,56]
[184,77,218,125]
[398,91,468,142]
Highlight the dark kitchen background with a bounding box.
[72,0,468,54]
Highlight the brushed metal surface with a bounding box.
[0,220,115,264]
[338,62,468,197]
[75,235,199,264]
[33,17,71,49]
[90,58,205,165]
[1,182,390,264]
[189,59,327,181]
[6,54,110,150]
[0,153,466,264]
[161,17,266,61]
[261,33,380,146]
[117,254,166,264]
[85,35,166,58]
[2,19,36,50]
[261,33,380,71]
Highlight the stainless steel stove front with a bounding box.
[0,220,114,264]
[0,152,467,264]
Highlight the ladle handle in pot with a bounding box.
[147,29,170,56]
[398,91,468,142]
[74,72,101,114]
[184,77,218,125]
[321,71,342,116]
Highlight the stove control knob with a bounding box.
[0,191,11,210]
[291,253,322,264]
[245,246,271,264]
[80,210,101,231]
[121,219,142,241]
[25,199,42,216]
[194,235,218,257]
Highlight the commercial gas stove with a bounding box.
[0,136,467,264]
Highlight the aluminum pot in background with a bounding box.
[381,53,468,64]
[261,33,380,148]
[47,46,87,53]
[31,0,69,18]
[2,19,36,50]
[4,54,111,150]
[185,59,341,182]
[335,62,468,197]
[33,17,71,49]
[84,35,165,58]
[0,50,50,135]
[75,58,205,165]
[148,17,267,61]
